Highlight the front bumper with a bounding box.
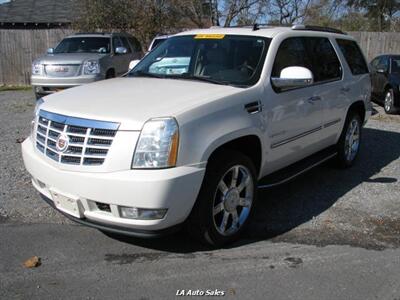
[31,74,103,95]
[22,138,205,234]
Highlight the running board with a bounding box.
[257,146,337,189]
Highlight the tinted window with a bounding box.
[130,35,271,87]
[305,37,342,82]
[272,37,341,87]
[112,37,123,51]
[128,37,142,52]
[370,57,380,70]
[336,39,369,75]
[54,37,111,54]
[120,37,132,53]
[272,37,312,78]
[379,56,389,70]
[391,57,400,73]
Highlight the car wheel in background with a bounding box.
[384,89,397,114]
[186,150,257,247]
[105,69,115,79]
[335,111,362,168]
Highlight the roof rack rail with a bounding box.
[75,32,111,35]
[222,23,291,31]
[291,25,346,35]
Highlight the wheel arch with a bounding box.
[105,68,115,78]
[204,133,263,177]
[347,100,366,123]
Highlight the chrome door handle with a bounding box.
[308,96,321,104]
[340,87,350,93]
[244,101,262,114]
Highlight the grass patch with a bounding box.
[0,85,31,92]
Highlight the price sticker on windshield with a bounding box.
[194,34,225,39]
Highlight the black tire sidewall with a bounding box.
[336,112,362,168]
[187,150,258,247]
[384,89,396,114]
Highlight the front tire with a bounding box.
[384,89,397,114]
[335,111,362,168]
[186,150,257,247]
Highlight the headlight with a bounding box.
[32,61,43,76]
[34,98,44,117]
[83,60,100,75]
[132,117,179,169]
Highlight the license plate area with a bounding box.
[50,189,84,218]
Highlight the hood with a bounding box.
[41,77,241,130]
[36,53,107,65]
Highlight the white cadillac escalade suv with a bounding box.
[22,25,372,246]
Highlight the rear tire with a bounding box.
[384,89,397,114]
[186,150,257,247]
[335,111,362,168]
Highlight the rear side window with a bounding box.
[336,39,369,75]
[128,37,142,52]
[305,37,342,82]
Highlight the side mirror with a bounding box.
[271,66,313,89]
[129,60,140,70]
[47,48,54,54]
[115,47,127,55]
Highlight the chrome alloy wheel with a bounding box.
[385,91,393,112]
[344,118,360,162]
[212,165,254,236]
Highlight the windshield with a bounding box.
[54,37,111,54]
[130,35,271,87]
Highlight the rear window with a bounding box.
[336,39,369,75]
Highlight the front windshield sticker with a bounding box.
[194,34,225,39]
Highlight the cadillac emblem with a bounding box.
[56,133,69,152]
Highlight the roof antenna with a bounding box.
[252,23,259,31]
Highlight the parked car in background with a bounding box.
[148,35,170,52]
[22,25,371,246]
[31,32,143,99]
[370,54,400,114]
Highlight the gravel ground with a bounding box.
[1,90,399,249]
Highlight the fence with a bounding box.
[1,29,400,85]
[0,29,74,85]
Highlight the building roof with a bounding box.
[0,0,76,27]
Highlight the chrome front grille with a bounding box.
[35,110,120,166]
[44,64,81,77]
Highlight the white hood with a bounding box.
[41,77,240,130]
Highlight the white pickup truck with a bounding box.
[22,25,371,246]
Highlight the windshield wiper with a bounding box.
[129,70,165,78]
[171,74,230,86]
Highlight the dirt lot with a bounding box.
[1,90,400,299]
[0,90,400,249]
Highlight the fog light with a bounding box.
[119,206,167,220]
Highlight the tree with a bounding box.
[268,0,312,25]
[347,0,400,31]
